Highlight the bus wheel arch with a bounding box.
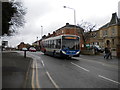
[44,49,46,54]
[53,50,56,56]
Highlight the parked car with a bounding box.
[22,48,28,51]
[29,47,36,52]
[93,45,104,53]
[86,44,104,53]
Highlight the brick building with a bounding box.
[17,42,31,50]
[55,23,84,48]
[55,23,84,36]
[88,30,100,45]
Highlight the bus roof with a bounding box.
[42,34,80,41]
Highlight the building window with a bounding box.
[94,33,97,38]
[62,30,64,34]
[106,40,110,46]
[112,28,115,36]
[112,39,114,45]
[77,30,81,34]
[112,28,115,33]
[105,30,107,36]
[91,33,94,37]
[103,30,107,37]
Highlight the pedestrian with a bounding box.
[106,47,112,59]
[104,47,109,59]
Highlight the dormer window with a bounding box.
[94,33,97,38]
[112,28,115,34]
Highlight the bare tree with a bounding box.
[77,21,96,49]
[2,0,26,36]
[10,1,26,32]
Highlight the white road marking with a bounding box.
[98,75,120,85]
[18,52,60,88]
[41,60,60,89]
[41,60,45,67]
[46,71,60,89]
[77,57,119,69]
[71,62,90,72]
[78,57,103,64]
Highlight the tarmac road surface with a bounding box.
[20,51,120,89]
[2,51,120,89]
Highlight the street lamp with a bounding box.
[41,26,43,39]
[63,6,77,35]
[63,6,76,25]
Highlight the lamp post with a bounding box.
[63,6,77,35]
[41,26,43,39]
[63,6,76,25]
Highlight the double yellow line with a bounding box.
[32,59,60,89]
[31,60,41,89]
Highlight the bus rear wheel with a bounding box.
[53,50,56,57]
[44,50,46,55]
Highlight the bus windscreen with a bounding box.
[62,36,79,50]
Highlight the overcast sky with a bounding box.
[2,0,120,47]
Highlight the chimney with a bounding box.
[109,12,119,25]
[112,13,117,17]
[66,23,69,26]
[48,33,50,36]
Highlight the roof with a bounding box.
[56,23,84,31]
[100,13,120,29]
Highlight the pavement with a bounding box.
[2,51,32,89]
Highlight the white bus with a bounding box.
[40,34,80,58]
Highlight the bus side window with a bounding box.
[58,39,61,49]
[51,40,53,48]
[55,40,57,48]
[56,40,58,49]
[44,41,46,48]
[52,40,54,48]
[49,40,51,48]
[47,41,49,48]
[54,40,56,49]
[56,39,61,49]
[46,41,47,48]
[50,40,51,48]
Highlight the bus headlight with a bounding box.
[76,51,80,54]
[62,51,66,54]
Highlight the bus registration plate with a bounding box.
[69,55,73,57]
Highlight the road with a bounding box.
[18,51,120,89]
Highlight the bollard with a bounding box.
[22,48,27,58]
[24,50,26,58]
